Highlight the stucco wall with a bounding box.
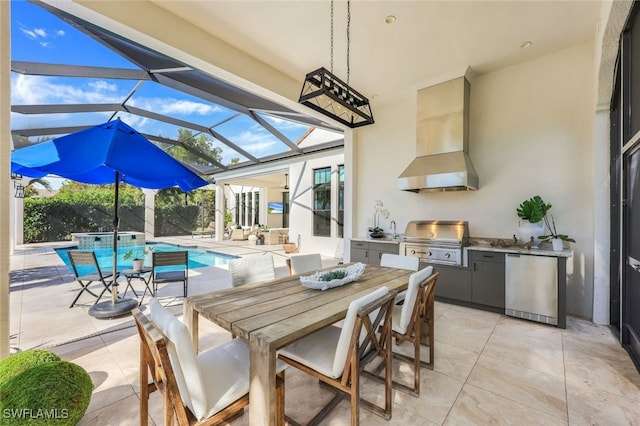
[353,42,596,319]
[288,153,345,259]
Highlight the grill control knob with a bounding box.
[427,251,432,257]
[410,250,416,255]
[444,253,451,258]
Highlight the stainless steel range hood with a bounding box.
[398,76,479,192]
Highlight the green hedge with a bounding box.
[23,198,200,243]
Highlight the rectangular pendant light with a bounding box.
[299,67,374,128]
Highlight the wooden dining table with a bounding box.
[183,264,413,426]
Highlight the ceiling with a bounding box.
[152,0,603,107]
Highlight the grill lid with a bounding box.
[403,220,469,245]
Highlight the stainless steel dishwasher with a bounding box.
[505,254,558,325]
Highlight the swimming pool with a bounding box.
[56,242,237,273]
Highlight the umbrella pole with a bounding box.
[89,170,137,318]
[112,171,120,305]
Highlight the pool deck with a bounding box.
[10,235,340,351]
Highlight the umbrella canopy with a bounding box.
[11,119,209,315]
[11,119,208,191]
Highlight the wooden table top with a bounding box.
[185,265,413,349]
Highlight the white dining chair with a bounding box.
[380,253,419,271]
[286,253,323,275]
[135,298,285,425]
[380,253,420,303]
[228,254,275,287]
[278,287,396,425]
[366,266,438,397]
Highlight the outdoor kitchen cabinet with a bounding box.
[350,240,399,266]
[470,250,505,309]
[433,264,472,302]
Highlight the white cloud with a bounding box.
[11,74,125,105]
[129,97,223,116]
[39,42,51,48]
[233,130,279,154]
[20,28,38,40]
[88,81,118,92]
[56,30,65,36]
[33,28,47,38]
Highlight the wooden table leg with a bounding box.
[249,334,277,425]
[183,303,199,353]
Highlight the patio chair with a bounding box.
[228,254,275,287]
[380,253,419,271]
[133,299,285,426]
[68,250,115,308]
[380,253,420,304]
[152,251,189,297]
[278,286,396,425]
[191,221,215,238]
[285,253,322,275]
[366,267,438,397]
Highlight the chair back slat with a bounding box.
[153,251,188,268]
[68,250,100,275]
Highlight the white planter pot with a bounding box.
[551,238,564,251]
[132,259,144,271]
[517,222,545,246]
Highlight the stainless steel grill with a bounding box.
[400,220,469,266]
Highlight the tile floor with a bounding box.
[8,236,640,425]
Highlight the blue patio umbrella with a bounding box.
[11,119,209,317]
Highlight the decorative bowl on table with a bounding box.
[300,263,367,291]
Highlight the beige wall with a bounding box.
[353,42,596,318]
[288,153,346,259]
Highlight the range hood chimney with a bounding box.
[398,76,479,192]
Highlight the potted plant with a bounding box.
[124,246,153,271]
[368,200,389,238]
[516,195,551,246]
[540,214,575,251]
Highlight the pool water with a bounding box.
[56,242,237,274]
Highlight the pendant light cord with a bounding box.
[330,0,334,74]
[330,0,351,88]
[346,0,351,88]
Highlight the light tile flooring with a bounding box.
[9,236,640,425]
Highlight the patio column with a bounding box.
[143,189,156,241]
[215,183,225,241]
[1,0,11,359]
[13,195,23,246]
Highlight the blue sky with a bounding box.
[10,0,334,171]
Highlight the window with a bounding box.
[254,192,260,225]
[235,193,240,224]
[313,167,332,236]
[338,165,344,238]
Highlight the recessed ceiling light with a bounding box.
[385,15,396,24]
[520,41,533,49]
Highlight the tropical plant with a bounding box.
[516,195,552,224]
[124,246,154,261]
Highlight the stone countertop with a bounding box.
[351,236,402,244]
[467,243,573,258]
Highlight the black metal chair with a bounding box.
[68,250,115,308]
[152,251,189,297]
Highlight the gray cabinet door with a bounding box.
[471,251,505,308]
[350,241,398,265]
[433,264,472,302]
